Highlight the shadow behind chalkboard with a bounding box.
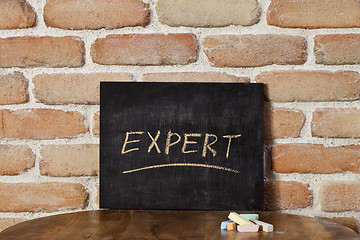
[100,82,264,210]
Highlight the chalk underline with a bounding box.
[122,163,239,174]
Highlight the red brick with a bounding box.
[255,71,360,102]
[156,0,260,27]
[33,73,132,104]
[267,0,360,29]
[0,0,36,29]
[264,108,305,139]
[312,108,360,138]
[320,182,360,212]
[1,109,87,140]
[40,144,99,177]
[314,34,360,65]
[317,217,359,234]
[0,36,84,68]
[264,181,312,210]
[0,73,29,104]
[91,34,198,65]
[0,182,88,212]
[93,112,99,137]
[203,35,307,67]
[0,145,35,175]
[44,0,149,30]
[142,72,249,83]
[272,144,360,174]
[0,218,27,232]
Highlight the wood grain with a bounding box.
[0,210,358,239]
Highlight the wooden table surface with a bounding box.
[0,210,358,240]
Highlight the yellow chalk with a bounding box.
[251,219,273,232]
[228,212,255,226]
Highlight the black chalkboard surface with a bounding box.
[100,82,264,210]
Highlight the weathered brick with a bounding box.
[1,109,87,140]
[33,73,132,105]
[255,71,360,102]
[0,0,36,29]
[314,34,360,65]
[312,108,360,138]
[0,112,4,138]
[0,36,84,68]
[156,0,260,27]
[320,182,360,212]
[0,145,35,175]
[264,181,312,210]
[96,183,99,207]
[317,217,359,234]
[44,0,149,30]
[0,182,88,212]
[203,35,307,67]
[40,144,99,177]
[0,218,27,233]
[264,108,305,139]
[0,73,29,105]
[267,0,360,29]
[142,72,249,83]
[91,34,198,65]
[272,144,360,174]
[93,112,99,137]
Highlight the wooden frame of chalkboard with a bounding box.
[100,82,264,210]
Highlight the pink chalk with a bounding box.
[237,224,259,232]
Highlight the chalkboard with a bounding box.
[100,82,264,210]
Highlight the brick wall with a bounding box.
[0,0,359,234]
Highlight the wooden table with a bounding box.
[0,210,358,240]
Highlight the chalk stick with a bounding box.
[239,214,259,220]
[226,221,237,231]
[237,224,259,232]
[250,219,273,232]
[228,212,255,226]
[221,220,233,230]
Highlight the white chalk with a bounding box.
[237,224,259,232]
[228,212,255,225]
[251,219,273,232]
